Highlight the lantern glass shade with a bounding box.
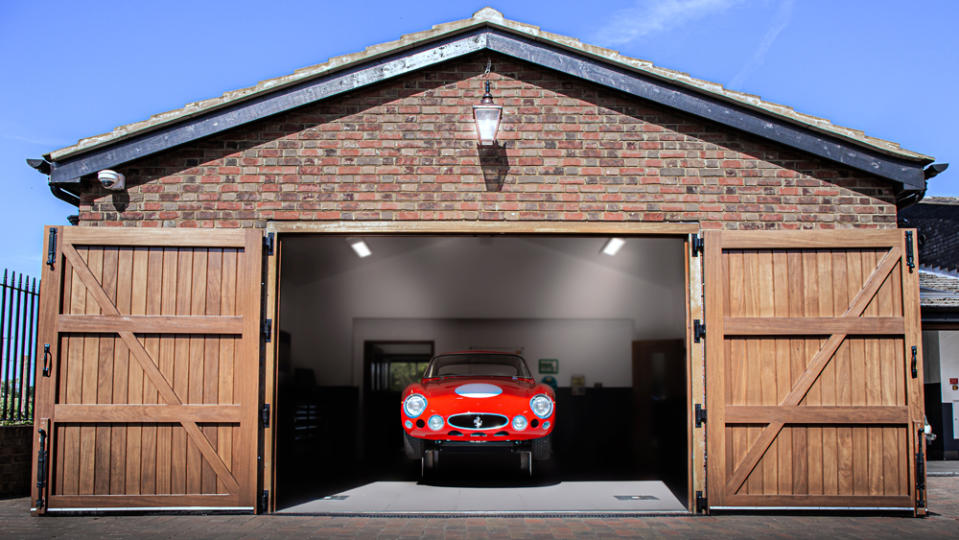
[473,104,503,146]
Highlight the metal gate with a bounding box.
[704,229,925,513]
[31,227,262,513]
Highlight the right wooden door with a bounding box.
[704,230,925,512]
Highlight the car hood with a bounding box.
[418,377,539,398]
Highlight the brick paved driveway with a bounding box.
[2,477,957,539]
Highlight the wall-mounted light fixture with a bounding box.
[601,238,625,256]
[348,238,372,258]
[473,71,503,146]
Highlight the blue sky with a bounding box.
[1,0,956,277]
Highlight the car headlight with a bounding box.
[403,394,427,418]
[428,415,444,431]
[512,415,528,431]
[530,394,553,419]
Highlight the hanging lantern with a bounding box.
[472,80,503,146]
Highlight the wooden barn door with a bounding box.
[704,229,925,512]
[31,227,262,513]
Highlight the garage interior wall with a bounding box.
[278,236,685,384]
[925,330,959,458]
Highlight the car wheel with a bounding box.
[531,434,553,461]
[519,451,532,476]
[404,432,424,460]
[421,449,438,478]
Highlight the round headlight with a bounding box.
[403,394,427,418]
[512,415,528,431]
[428,415,444,431]
[530,394,553,419]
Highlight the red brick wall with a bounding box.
[77,54,898,229]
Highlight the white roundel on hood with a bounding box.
[455,383,503,398]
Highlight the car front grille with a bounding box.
[448,413,508,430]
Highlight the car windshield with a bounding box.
[424,353,532,379]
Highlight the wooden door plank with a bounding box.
[802,251,823,494]
[172,249,191,494]
[786,250,807,495]
[820,251,838,495]
[847,253,868,496]
[901,230,925,513]
[79,247,103,496]
[704,231,726,506]
[833,251,854,496]
[235,231,262,508]
[126,247,148,495]
[218,250,237,494]
[718,230,904,249]
[862,251,882,495]
[157,248,177,495]
[202,249,222,494]
[140,249,163,496]
[774,250,792,495]
[63,227,249,248]
[55,404,243,422]
[186,250,208,495]
[94,248,118,495]
[758,251,776,495]
[724,406,909,423]
[723,317,904,335]
[32,227,63,512]
[109,248,133,495]
[48,493,244,509]
[57,314,244,334]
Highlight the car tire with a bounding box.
[531,434,552,461]
[404,432,424,460]
[519,451,532,476]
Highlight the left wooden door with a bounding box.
[31,227,262,513]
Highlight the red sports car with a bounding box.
[400,351,555,475]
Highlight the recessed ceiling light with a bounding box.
[602,237,625,256]
[348,238,372,258]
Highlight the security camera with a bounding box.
[97,170,126,191]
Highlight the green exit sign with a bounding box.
[538,358,559,374]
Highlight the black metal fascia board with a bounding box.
[48,29,490,184]
[48,26,925,190]
[485,31,926,190]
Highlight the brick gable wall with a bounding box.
[77,54,897,229]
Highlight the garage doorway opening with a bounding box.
[272,235,690,513]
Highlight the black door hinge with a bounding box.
[911,345,918,379]
[262,318,272,343]
[691,234,704,257]
[36,428,48,510]
[695,404,707,428]
[693,320,706,343]
[263,232,275,256]
[916,428,926,508]
[46,228,57,268]
[261,403,271,428]
[695,490,707,514]
[260,489,270,513]
[905,230,915,271]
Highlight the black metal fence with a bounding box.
[1,270,39,423]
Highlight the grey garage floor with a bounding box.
[278,480,687,514]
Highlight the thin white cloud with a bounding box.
[593,0,742,45]
[728,0,794,89]
[0,133,68,147]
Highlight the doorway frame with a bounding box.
[261,220,705,513]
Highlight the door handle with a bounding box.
[911,346,918,379]
[42,344,51,377]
